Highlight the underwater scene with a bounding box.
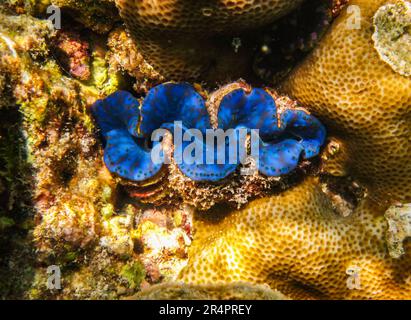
[0,0,410,301]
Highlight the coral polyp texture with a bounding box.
[115,0,306,80]
[282,0,411,205]
[1,0,411,302]
[178,177,411,299]
[117,0,304,32]
[92,83,326,183]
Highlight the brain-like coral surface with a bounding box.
[116,0,304,32]
[282,0,411,205]
[115,0,305,80]
[179,177,411,299]
[170,0,411,300]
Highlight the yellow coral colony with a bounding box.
[282,0,411,205]
[177,0,411,300]
[114,0,304,80]
[179,177,411,299]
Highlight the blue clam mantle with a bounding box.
[91,83,326,182]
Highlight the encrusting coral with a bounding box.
[132,206,193,283]
[178,177,411,300]
[106,27,163,94]
[4,0,119,34]
[282,0,411,206]
[135,281,287,300]
[0,13,117,257]
[51,0,120,34]
[0,9,187,299]
[115,0,306,80]
[172,0,411,300]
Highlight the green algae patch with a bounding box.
[0,217,15,230]
[120,262,146,289]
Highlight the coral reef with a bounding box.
[178,177,411,300]
[174,0,411,300]
[51,0,120,34]
[3,0,50,15]
[106,27,163,94]
[135,281,287,300]
[4,0,119,34]
[1,0,410,302]
[282,0,411,206]
[0,12,114,261]
[112,0,343,84]
[133,206,193,283]
[115,0,308,80]
[0,8,185,299]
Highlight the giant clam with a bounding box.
[93,83,326,182]
[92,82,326,207]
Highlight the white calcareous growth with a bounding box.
[385,203,411,258]
[372,0,411,77]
